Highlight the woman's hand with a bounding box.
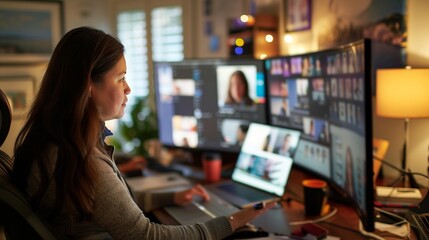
[174,184,210,206]
[227,201,277,231]
[117,156,147,173]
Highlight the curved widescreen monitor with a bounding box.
[265,39,374,232]
[153,58,267,153]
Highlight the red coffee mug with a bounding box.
[202,153,222,183]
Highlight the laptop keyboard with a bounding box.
[406,212,429,239]
[164,191,239,225]
[217,182,274,202]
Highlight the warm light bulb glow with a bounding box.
[235,38,244,47]
[240,15,249,23]
[284,34,293,43]
[247,15,254,24]
[265,34,273,43]
[376,68,429,118]
[260,54,267,59]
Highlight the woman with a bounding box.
[344,146,355,198]
[224,70,254,106]
[274,134,293,157]
[11,26,273,239]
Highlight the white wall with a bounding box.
[404,0,429,186]
[63,0,112,34]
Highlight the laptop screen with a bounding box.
[231,123,301,196]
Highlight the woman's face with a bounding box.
[90,55,130,121]
[282,136,291,149]
[230,74,246,102]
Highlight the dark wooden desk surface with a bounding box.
[151,165,418,239]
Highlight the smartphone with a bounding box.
[300,223,329,239]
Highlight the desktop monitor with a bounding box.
[153,58,267,154]
[265,39,374,232]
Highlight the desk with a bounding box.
[151,166,418,239]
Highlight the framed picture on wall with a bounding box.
[0,1,62,64]
[285,0,311,32]
[0,77,35,118]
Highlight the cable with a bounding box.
[320,221,361,235]
[374,155,429,183]
[373,156,408,188]
[288,207,338,226]
[373,155,403,173]
[374,207,411,239]
[373,156,428,189]
[358,221,385,240]
[412,172,429,180]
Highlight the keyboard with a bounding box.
[406,211,429,239]
[217,182,274,202]
[164,191,240,225]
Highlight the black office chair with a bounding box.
[0,89,66,240]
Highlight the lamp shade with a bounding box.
[376,68,429,118]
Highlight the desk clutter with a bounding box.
[126,133,427,239]
[123,136,428,240]
[128,157,427,240]
[376,186,422,206]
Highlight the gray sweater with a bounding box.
[27,145,233,239]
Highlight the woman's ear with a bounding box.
[89,86,92,98]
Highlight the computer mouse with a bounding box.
[224,224,269,239]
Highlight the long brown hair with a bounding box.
[225,70,253,105]
[12,26,124,220]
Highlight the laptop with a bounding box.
[163,123,300,235]
[206,122,301,207]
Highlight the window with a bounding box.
[111,3,184,154]
[151,6,184,62]
[117,11,148,123]
[116,5,184,124]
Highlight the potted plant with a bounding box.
[110,96,158,158]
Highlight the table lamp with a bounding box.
[376,67,429,187]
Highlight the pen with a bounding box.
[253,202,265,210]
[242,197,281,209]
